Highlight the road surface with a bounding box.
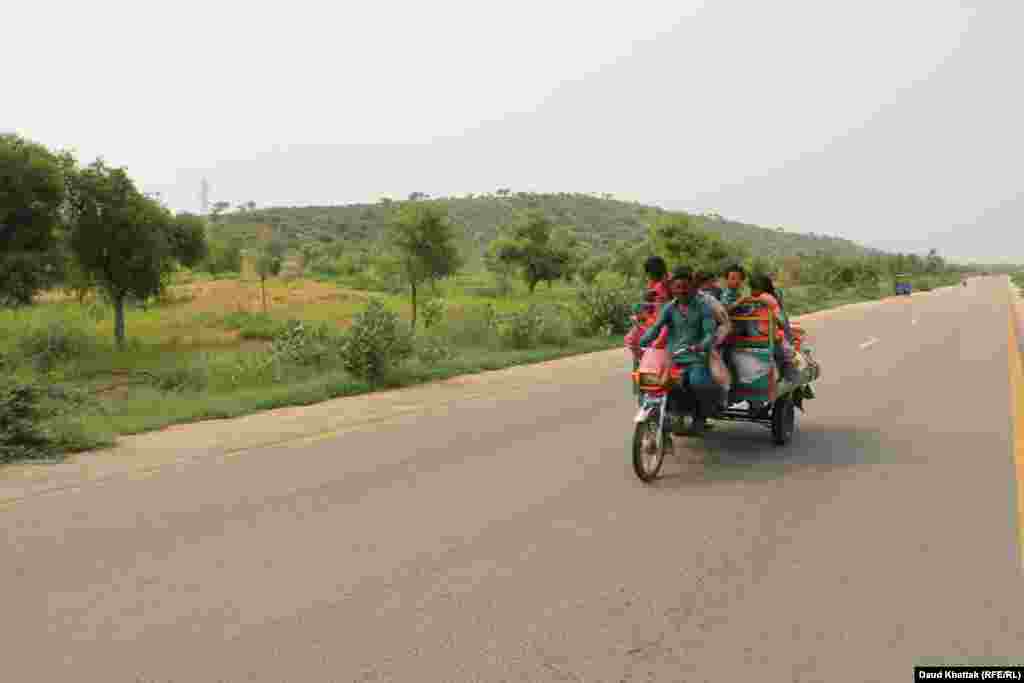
[2,277,1022,682]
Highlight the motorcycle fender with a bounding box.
[634,406,653,423]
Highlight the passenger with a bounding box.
[639,266,725,433]
[626,256,670,363]
[756,274,794,343]
[693,270,717,300]
[695,270,723,301]
[693,271,733,350]
[721,264,747,308]
[693,271,733,413]
[643,255,671,304]
[737,273,798,385]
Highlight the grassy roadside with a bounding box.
[81,337,621,440]
[1011,271,1024,291]
[1,271,962,463]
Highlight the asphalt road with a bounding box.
[3,278,1022,682]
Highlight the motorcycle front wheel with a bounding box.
[632,418,670,482]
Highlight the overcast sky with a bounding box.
[6,0,1021,262]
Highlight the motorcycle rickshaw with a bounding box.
[630,300,821,482]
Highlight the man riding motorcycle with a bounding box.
[638,266,727,434]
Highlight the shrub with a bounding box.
[227,353,277,388]
[422,298,447,329]
[414,334,455,363]
[220,311,282,340]
[0,382,100,462]
[18,320,99,372]
[494,307,544,350]
[573,286,633,336]
[270,319,340,368]
[339,299,413,385]
[536,305,573,347]
[438,304,496,348]
[855,279,882,300]
[0,381,53,462]
[146,365,209,393]
[807,285,832,302]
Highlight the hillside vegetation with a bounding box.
[209,192,882,265]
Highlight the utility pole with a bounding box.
[200,178,210,215]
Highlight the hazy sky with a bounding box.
[6,1,1021,261]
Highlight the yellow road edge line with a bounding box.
[1007,283,1024,573]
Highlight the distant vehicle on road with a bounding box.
[895,274,913,296]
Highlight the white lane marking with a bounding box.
[912,318,919,325]
[859,337,880,350]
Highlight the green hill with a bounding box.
[208,192,882,263]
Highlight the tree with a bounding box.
[483,238,516,296]
[552,228,583,286]
[0,134,69,306]
[579,254,609,286]
[66,159,203,347]
[204,238,243,276]
[253,226,285,313]
[609,241,642,286]
[299,243,323,274]
[61,254,97,305]
[167,213,209,269]
[209,201,231,222]
[650,212,709,269]
[650,212,747,275]
[388,203,463,330]
[748,255,780,280]
[495,211,572,294]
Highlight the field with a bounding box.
[0,269,619,457]
[0,265,962,462]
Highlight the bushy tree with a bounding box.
[204,238,243,276]
[579,254,609,286]
[649,211,744,273]
[65,159,207,347]
[552,228,584,286]
[493,211,573,294]
[388,203,463,330]
[925,248,945,273]
[483,238,517,296]
[168,213,210,269]
[209,200,231,221]
[0,134,70,306]
[609,241,642,285]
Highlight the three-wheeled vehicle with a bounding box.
[895,274,913,296]
[630,300,820,482]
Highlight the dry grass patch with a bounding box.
[174,278,368,313]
